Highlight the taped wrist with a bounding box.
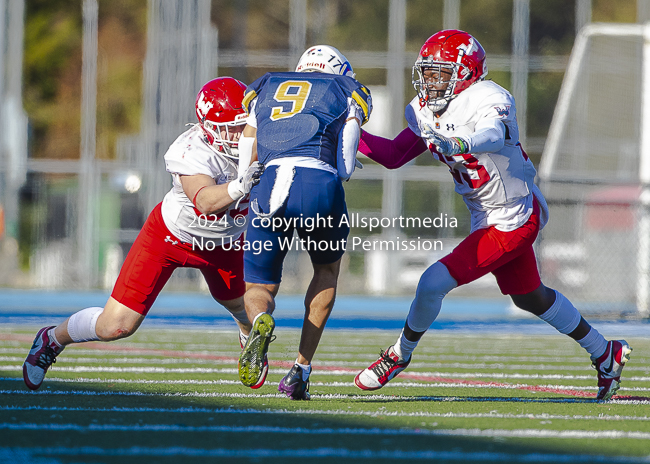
[227,179,245,201]
[237,135,255,178]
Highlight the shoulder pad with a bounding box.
[243,73,271,113]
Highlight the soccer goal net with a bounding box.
[538,23,650,318]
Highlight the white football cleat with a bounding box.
[355,345,410,391]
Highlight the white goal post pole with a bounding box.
[637,23,650,317]
[538,25,590,182]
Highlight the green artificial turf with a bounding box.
[1,326,648,463]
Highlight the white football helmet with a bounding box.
[295,45,355,78]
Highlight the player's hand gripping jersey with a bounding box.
[243,72,371,168]
[407,80,548,233]
[161,124,248,244]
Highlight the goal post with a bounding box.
[539,23,650,318]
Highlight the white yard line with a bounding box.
[0,348,649,369]
[7,347,649,365]
[1,422,650,440]
[0,356,236,365]
[2,388,650,404]
[5,376,650,393]
[2,364,650,382]
[6,353,650,373]
[1,404,649,422]
[0,361,650,384]
[4,355,650,372]
[0,366,239,373]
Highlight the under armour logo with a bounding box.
[218,269,236,289]
[446,124,455,131]
[164,236,179,245]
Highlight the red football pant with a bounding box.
[440,201,541,295]
[111,203,245,315]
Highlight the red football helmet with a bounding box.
[412,30,487,111]
[195,77,248,158]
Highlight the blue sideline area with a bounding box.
[0,288,647,337]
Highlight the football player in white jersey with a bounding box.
[23,77,265,391]
[354,30,631,401]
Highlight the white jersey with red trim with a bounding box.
[161,125,248,244]
[405,79,548,232]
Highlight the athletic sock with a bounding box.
[67,307,103,343]
[229,307,250,326]
[47,328,62,348]
[239,330,248,348]
[295,360,311,381]
[538,291,608,359]
[393,329,417,362]
[577,328,609,360]
[538,290,581,334]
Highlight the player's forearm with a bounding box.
[358,127,427,169]
[194,184,235,216]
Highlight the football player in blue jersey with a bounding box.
[236,45,372,399]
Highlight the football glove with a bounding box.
[228,161,264,201]
[421,123,469,156]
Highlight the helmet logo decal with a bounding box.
[196,92,214,118]
[334,59,353,77]
[456,37,479,60]
[299,61,327,71]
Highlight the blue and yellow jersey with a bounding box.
[243,72,371,167]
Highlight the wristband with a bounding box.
[453,137,469,154]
